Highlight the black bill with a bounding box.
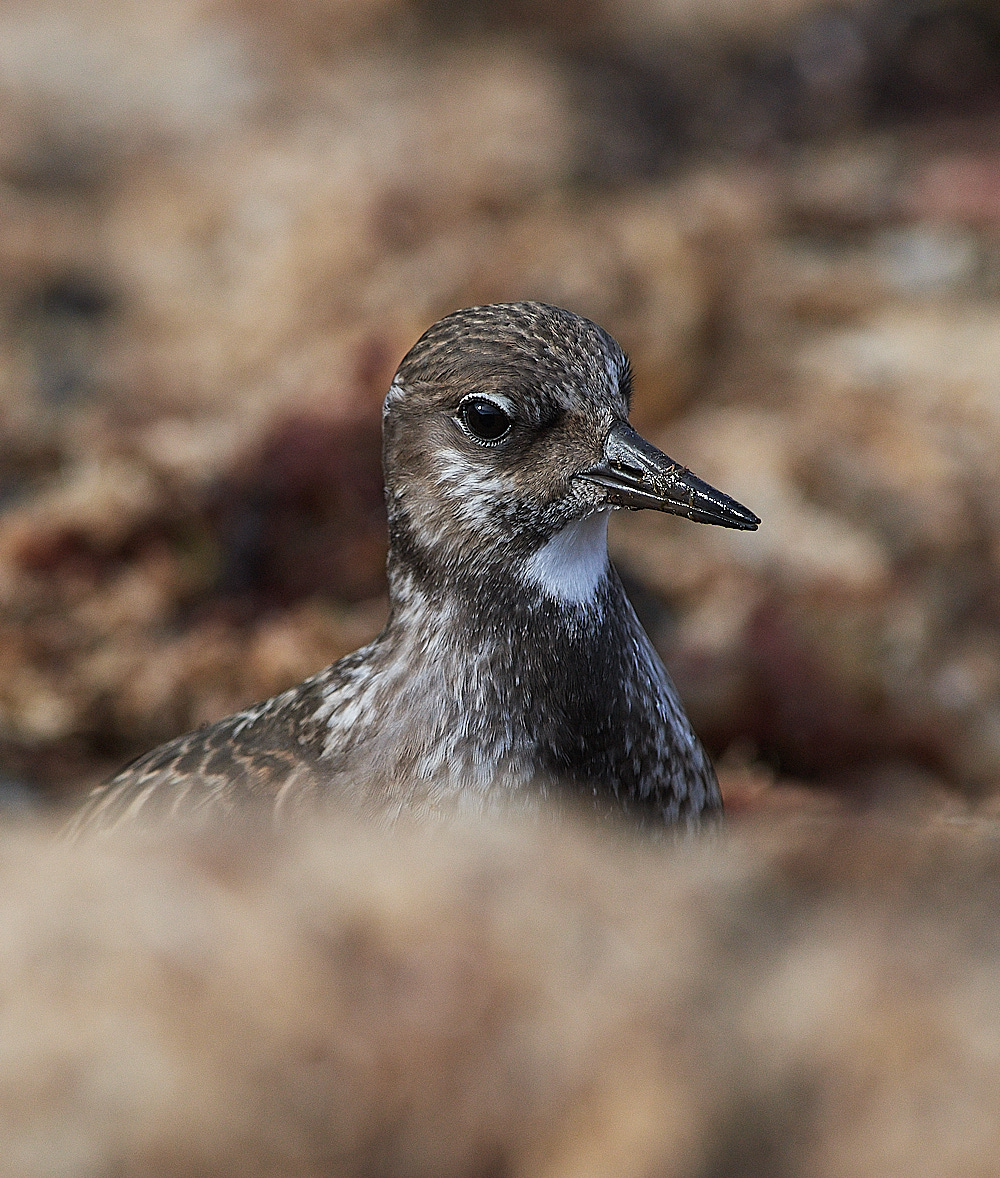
[575,421,760,531]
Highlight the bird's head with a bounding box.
[382,302,758,602]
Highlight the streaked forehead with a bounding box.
[393,301,631,418]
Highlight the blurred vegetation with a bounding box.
[1,0,1000,814]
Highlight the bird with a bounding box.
[68,302,759,835]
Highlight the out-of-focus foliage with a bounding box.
[1,0,1000,810]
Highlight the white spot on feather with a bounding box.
[524,510,610,604]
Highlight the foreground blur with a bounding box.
[2,806,998,1176]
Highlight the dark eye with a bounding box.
[458,396,512,444]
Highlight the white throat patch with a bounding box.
[524,510,610,605]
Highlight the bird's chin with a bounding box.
[523,510,610,605]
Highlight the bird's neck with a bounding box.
[384,508,614,624]
[380,508,645,704]
[338,510,715,821]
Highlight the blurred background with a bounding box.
[2,0,1000,814]
[5,5,1000,1170]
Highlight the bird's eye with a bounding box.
[458,396,512,444]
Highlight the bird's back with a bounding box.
[67,682,333,835]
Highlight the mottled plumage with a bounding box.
[69,302,758,835]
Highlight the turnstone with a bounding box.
[70,302,758,834]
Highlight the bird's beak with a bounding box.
[574,421,760,531]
